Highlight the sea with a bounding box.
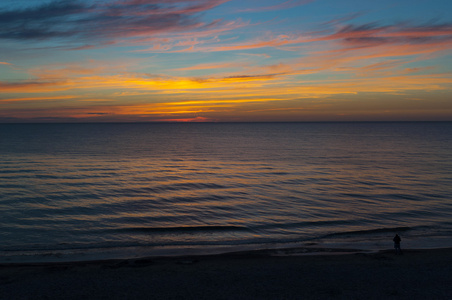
[1,122,451,263]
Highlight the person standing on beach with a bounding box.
[393,234,402,255]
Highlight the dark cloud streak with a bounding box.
[0,0,228,44]
[0,1,88,39]
[320,21,452,48]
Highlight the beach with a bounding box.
[1,247,451,299]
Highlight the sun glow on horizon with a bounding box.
[0,0,451,122]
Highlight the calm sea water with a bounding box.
[1,122,451,262]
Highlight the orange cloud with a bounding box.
[158,116,211,122]
[173,62,244,71]
[0,95,76,102]
[0,81,72,93]
[171,35,306,53]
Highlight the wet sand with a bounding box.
[1,248,451,299]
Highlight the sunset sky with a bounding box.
[1,0,451,122]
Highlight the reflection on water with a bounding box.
[0,122,451,256]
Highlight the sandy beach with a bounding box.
[1,247,451,299]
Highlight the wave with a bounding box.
[112,182,229,196]
[323,226,412,239]
[1,123,452,260]
[114,225,250,233]
[252,219,360,230]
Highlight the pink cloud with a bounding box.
[315,22,452,49]
[135,20,452,55]
[132,19,248,51]
[238,0,315,12]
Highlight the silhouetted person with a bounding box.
[393,234,402,255]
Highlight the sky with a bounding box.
[1,0,452,122]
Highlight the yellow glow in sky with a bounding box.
[0,0,451,122]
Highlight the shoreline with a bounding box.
[1,247,451,299]
[3,227,451,265]
[0,245,373,267]
[1,237,451,265]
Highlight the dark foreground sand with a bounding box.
[1,248,451,300]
